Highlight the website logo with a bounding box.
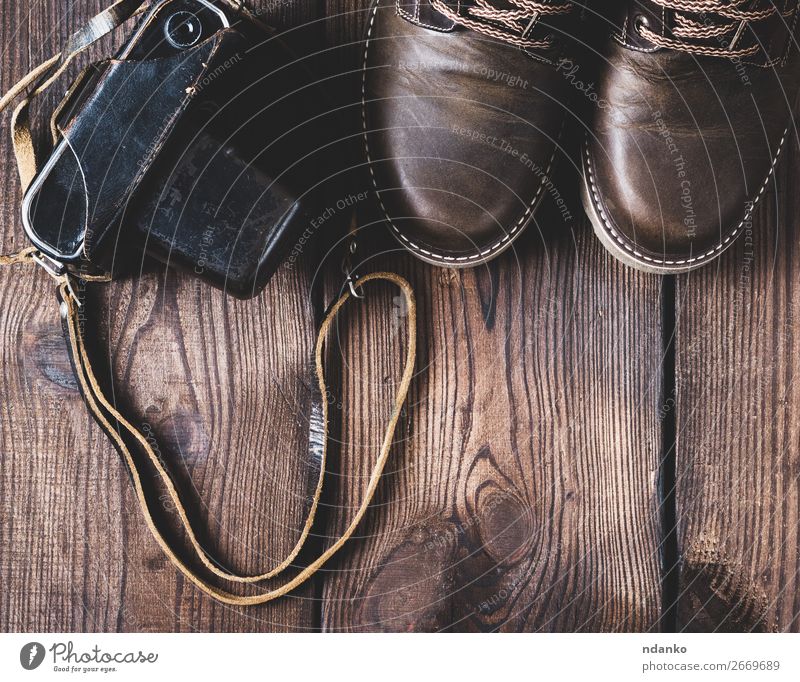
[20,642,45,670]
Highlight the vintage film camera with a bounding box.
[22,0,335,298]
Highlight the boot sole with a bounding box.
[580,130,789,276]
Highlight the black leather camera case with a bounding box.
[24,0,332,298]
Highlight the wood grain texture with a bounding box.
[313,0,664,633]
[675,141,800,633]
[0,0,324,632]
[318,210,665,631]
[6,0,771,634]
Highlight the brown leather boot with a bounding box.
[362,0,578,267]
[581,0,800,274]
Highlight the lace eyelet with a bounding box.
[632,14,649,36]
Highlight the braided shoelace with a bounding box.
[637,0,793,57]
[429,0,573,49]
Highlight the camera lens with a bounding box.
[164,11,203,49]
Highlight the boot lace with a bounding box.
[637,0,793,58]
[429,0,573,50]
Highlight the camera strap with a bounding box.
[0,0,419,606]
[0,0,153,192]
[0,249,417,606]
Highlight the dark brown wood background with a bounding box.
[0,0,797,632]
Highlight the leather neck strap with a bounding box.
[59,271,416,606]
[0,0,418,605]
[0,0,152,192]
[1,253,416,605]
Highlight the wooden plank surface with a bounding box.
[318,224,665,632]
[317,130,666,638]
[0,0,322,632]
[11,0,796,633]
[314,0,664,633]
[675,140,800,633]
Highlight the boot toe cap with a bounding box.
[362,0,570,266]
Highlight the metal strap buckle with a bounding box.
[31,251,82,307]
[342,236,364,300]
